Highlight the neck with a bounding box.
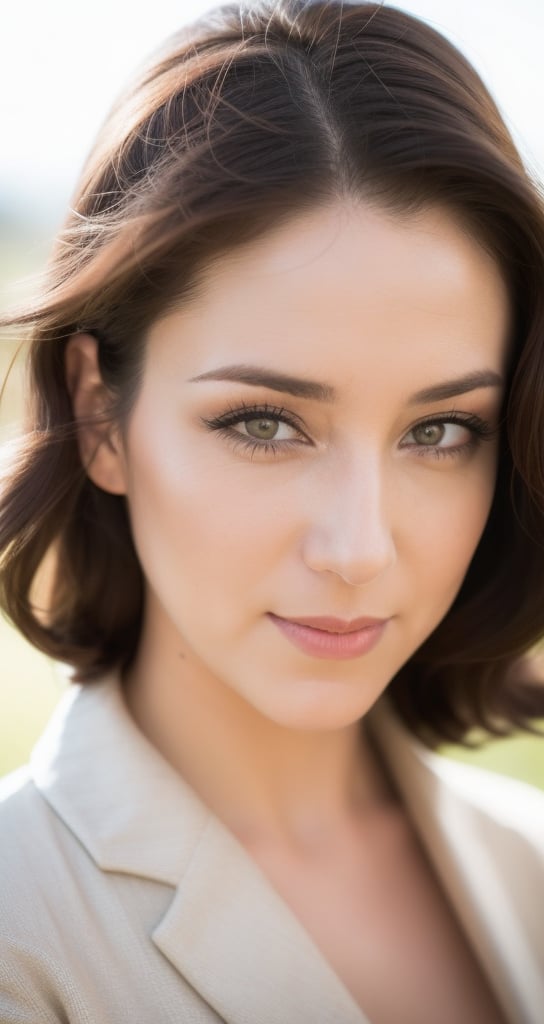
[123,610,394,853]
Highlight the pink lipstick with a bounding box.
[267,613,388,660]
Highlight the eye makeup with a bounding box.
[201,402,311,458]
[201,400,498,462]
[399,411,498,460]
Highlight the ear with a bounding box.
[65,333,127,495]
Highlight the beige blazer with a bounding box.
[0,672,542,1024]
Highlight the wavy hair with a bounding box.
[1,0,544,745]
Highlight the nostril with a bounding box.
[301,525,396,585]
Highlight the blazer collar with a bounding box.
[368,698,544,1024]
[30,671,544,1024]
[32,674,209,883]
[31,673,368,1023]
[152,811,367,1023]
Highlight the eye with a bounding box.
[201,403,311,456]
[399,414,496,458]
[407,421,469,448]
[239,416,296,441]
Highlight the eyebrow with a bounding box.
[188,364,335,401]
[408,370,504,404]
[188,364,503,403]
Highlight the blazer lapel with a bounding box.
[32,674,369,1024]
[33,671,544,1024]
[367,698,544,1024]
[152,811,369,1024]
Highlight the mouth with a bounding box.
[267,613,389,660]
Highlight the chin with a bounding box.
[252,677,386,732]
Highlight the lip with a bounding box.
[267,612,389,660]
[275,614,386,633]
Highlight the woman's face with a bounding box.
[111,201,510,729]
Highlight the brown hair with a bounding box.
[1,0,544,745]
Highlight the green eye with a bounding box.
[244,418,280,440]
[411,423,446,445]
[202,402,312,456]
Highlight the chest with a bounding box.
[248,810,506,1024]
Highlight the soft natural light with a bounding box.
[1,0,543,227]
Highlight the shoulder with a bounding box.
[369,696,544,850]
[0,767,80,1023]
[420,749,544,847]
[0,765,86,939]
[0,762,78,872]
[0,763,176,1024]
[0,765,62,887]
[375,693,544,872]
[394,725,544,865]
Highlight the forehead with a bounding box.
[147,200,511,390]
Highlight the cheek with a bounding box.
[408,454,499,610]
[121,420,290,614]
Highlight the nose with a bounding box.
[301,449,396,586]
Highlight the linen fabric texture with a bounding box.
[0,672,543,1024]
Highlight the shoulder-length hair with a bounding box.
[1,0,544,746]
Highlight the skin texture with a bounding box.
[66,200,511,847]
[66,200,512,1022]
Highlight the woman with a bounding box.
[0,2,543,1022]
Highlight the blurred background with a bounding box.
[1,0,543,784]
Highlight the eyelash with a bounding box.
[201,403,497,460]
[201,403,307,458]
[403,412,497,460]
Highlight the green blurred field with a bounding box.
[0,231,543,789]
[0,229,68,778]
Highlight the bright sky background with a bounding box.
[1,0,543,228]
